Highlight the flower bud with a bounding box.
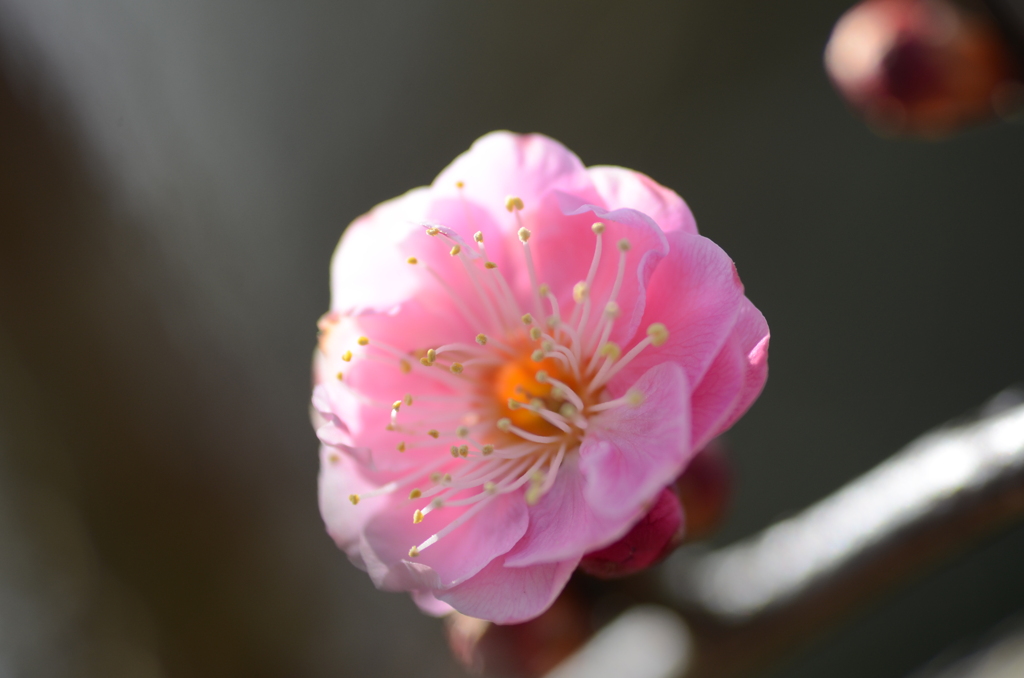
[578,487,685,578]
[825,0,1022,136]
[578,441,731,578]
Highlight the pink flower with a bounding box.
[312,132,769,624]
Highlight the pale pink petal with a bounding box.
[581,362,691,518]
[503,455,642,568]
[330,187,433,314]
[318,447,383,570]
[412,590,455,617]
[687,336,746,451]
[709,298,770,435]
[360,488,529,591]
[432,132,591,222]
[437,556,579,625]
[610,230,744,394]
[587,165,698,235]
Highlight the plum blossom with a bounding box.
[312,131,769,623]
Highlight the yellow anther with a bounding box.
[407,257,418,265]
[530,398,544,411]
[484,261,497,269]
[526,484,543,505]
[529,327,542,340]
[397,441,406,452]
[450,362,464,374]
[484,481,497,494]
[535,371,549,383]
[647,322,669,347]
[430,472,442,483]
[358,336,370,346]
[426,348,437,363]
[560,402,577,418]
[442,474,452,484]
[349,494,360,505]
[473,231,484,243]
[538,283,550,297]
[426,227,440,236]
[336,371,344,381]
[328,453,341,465]
[404,394,413,406]
[573,282,589,302]
[419,357,432,366]
[450,244,461,256]
[627,389,645,406]
[604,301,620,318]
[456,426,469,438]
[546,317,558,329]
[497,418,512,431]
[455,180,465,188]
[617,238,631,252]
[459,445,469,457]
[600,342,622,360]
[409,489,422,500]
[385,423,396,431]
[505,195,524,212]
[342,350,352,362]
[427,429,440,439]
[450,446,459,458]
[508,398,521,410]
[392,400,403,411]
[482,444,495,456]
[521,313,534,325]
[476,333,488,345]
[518,227,531,243]
[550,387,564,400]
[399,359,411,374]
[413,509,424,524]
[531,349,545,362]
[408,546,420,557]
[592,222,606,234]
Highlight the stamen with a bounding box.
[450,244,461,256]
[342,351,352,362]
[505,195,524,212]
[407,257,418,265]
[358,336,370,346]
[476,333,488,345]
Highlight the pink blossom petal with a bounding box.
[360,488,529,591]
[432,132,592,221]
[503,455,642,568]
[330,188,432,314]
[581,362,691,518]
[710,298,770,435]
[412,590,455,617]
[318,447,382,570]
[587,165,698,235]
[436,556,579,625]
[688,335,747,451]
[610,230,744,394]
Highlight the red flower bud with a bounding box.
[579,442,732,578]
[825,0,1022,136]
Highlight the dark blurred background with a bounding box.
[1,1,1022,676]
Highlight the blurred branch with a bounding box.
[656,389,1024,678]
[542,391,1024,678]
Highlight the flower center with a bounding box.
[492,344,581,436]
